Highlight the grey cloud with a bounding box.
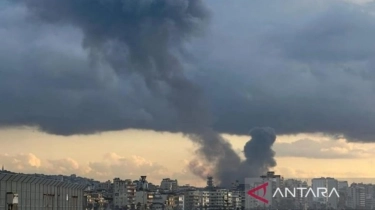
[273,5,375,62]
[2,1,375,140]
[0,4,175,135]
[198,0,375,142]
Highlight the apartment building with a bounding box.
[347,183,366,209]
[135,190,153,208]
[97,180,112,191]
[183,190,201,210]
[209,189,233,209]
[283,179,309,208]
[311,177,339,209]
[177,194,185,210]
[230,190,243,209]
[113,178,136,209]
[160,178,178,192]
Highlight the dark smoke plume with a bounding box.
[211,127,277,186]
[16,0,276,185]
[242,127,277,174]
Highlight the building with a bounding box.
[208,189,232,209]
[97,180,112,192]
[207,177,214,190]
[113,178,136,209]
[338,181,348,191]
[347,183,366,209]
[182,190,200,210]
[0,171,86,210]
[85,192,108,209]
[283,179,309,209]
[135,190,153,209]
[311,177,339,209]
[177,194,185,210]
[245,171,283,209]
[149,190,164,210]
[230,190,243,209]
[160,178,178,192]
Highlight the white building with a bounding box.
[231,190,244,209]
[135,190,153,209]
[311,177,339,209]
[326,178,339,209]
[208,189,232,209]
[160,178,178,192]
[181,189,234,210]
[283,179,309,208]
[311,178,327,203]
[113,178,136,208]
[245,172,282,209]
[347,183,366,209]
[183,190,201,210]
[177,194,185,210]
[149,190,164,210]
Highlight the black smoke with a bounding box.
[211,127,277,186]
[242,127,277,175]
[9,0,276,185]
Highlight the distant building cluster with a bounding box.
[1,165,375,210]
[245,172,375,210]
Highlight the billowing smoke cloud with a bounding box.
[10,0,276,185]
[242,128,277,175]
[208,127,277,186]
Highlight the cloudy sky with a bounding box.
[1,0,375,186]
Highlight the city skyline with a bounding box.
[2,169,375,209]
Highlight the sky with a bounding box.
[1,0,375,186]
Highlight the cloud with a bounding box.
[0,153,41,171]
[0,152,197,184]
[274,139,371,159]
[46,158,82,174]
[1,0,375,143]
[88,153,168,180]
[274,166,375,179]
[197,0,375,142]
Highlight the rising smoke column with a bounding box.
[212,127,277,186]
[17,0,276,185]
[241,127,277,176]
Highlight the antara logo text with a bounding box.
[247,182,340,204]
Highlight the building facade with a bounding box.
[311,177,339,209]
[113,178,136,209]
[160,179,178,192]
[0,172,86,210]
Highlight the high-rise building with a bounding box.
[347,183,366,209]
[245,171,283,209]
[311,177,339,209]
[113,178,136,209]
[326,178,339,209]
[207,176,214,189]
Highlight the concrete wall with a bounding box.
[0,172,86,210]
